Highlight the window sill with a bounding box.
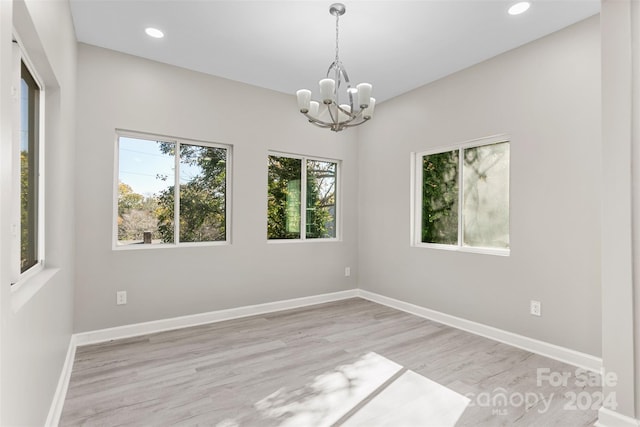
[113,241,230,251]
[11,267,60,313]
[267,238,341,244]
[413,243,510,257]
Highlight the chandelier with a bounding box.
[296,3,375,132]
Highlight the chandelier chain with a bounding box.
[335,12,340,64]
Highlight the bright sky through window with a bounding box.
[118,137,204,197]
[118,137,173,196]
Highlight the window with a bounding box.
[11,53,44,283]
[20,61,41,272]
[115,132,231,247]
[267,154,338,240]
[413,136,510,255]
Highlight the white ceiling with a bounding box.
[70,0,600,103]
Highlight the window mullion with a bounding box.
[225,147,231,243]
[300,157,307,240]
[36,71,44,266]
[335,162,341,240]
[174,141,180,245]
[413,153,420,245]
[417,154,423,245]
[458,148,464,248]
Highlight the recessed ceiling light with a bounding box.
[508,2,531,15]
[145,27,164,38]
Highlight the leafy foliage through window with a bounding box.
[422,150,459,245]
[418,140,509,251]
[268,155,338,240]
[20,61,40,273]
[116,134,229,246]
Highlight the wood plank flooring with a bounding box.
[60,298,600,426]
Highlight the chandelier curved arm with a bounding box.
[303,103,358,126]
[327,61,355,110]
[303,107,370,132]
[335,103,357,119]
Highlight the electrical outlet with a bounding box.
[530,300,541,316]
[116,291,127,305]
[345,267,351,277]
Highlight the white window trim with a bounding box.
[267,151,342,243]
[10,36,47,287]
[411,134,510,257]
[113,129,232,250]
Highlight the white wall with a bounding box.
[634,0,640,417]
[358,16,601,356]
[74,44,358,332]
[0,0,77,425]
[600,0,639,422]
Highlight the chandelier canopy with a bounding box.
[296,3,375,132]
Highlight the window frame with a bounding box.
[113,130,232,250]
[267,151,341,243]
[10,40,46,286]
[411,134,510,256]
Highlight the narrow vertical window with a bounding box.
[462,142,510,248]
[20,61,40,273]
[178,144,227,243]
[268,154,339,241]
[421,150,459,245]
[306,160,337,239]
[267,156,302,239]
[118,137,175,245]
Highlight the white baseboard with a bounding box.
[596,407,640,427]
[45,334,77,427]
[74,289,359,346]
[49,288,606,426]
[47,289,358,426]
[357,289,603,373]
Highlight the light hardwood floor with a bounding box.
[60,298,600,426]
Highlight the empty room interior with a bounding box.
[1,0,639,426]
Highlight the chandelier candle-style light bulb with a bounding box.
[357,83,372,108]
[319,79,335,104]
[309,101,320,118]
[363,98,376,120]
[296,89,311,113]
[296,3,375,132]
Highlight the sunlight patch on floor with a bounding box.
[254,352,402,427]
[252,351,469,427]
[342,370,470,426]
